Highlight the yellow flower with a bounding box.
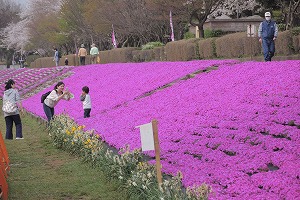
[177,171,183,179]
[84,139,91,145]
[72,126,76,132]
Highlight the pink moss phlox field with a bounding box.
[20,60,300,200]
[0,66,73,96]
[22,60,235,119]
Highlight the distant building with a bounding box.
[191,15,264,38]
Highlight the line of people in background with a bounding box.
[53,43,99,66]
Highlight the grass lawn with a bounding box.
[0,105,127,200]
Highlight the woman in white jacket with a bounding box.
[2,79,23,139]
[43,81,70,122]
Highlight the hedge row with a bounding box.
[31,31,300,68]
[30,54,89,68]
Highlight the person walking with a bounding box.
[2,79,24,139]
[90,43,99,64]
[78,44,87,65]
[43,81,70,122]
[53,48,60,66]
[258,12,278,62]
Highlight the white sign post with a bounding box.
[136,119,162,186]
[247,24,256,60]
[138,122,155,151]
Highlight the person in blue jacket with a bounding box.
[53,48,60,66]
[258,12,278,61]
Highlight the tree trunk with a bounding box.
[285,1,292,30]
[198,26,205,38]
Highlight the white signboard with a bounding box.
[136,122,155,151]
[247,24,257,37]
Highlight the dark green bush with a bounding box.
[184,32,195,39]
[141,42,164,50]
[204,29,224,38]
[26,55,41,67]
[291,26,300,36]
[277,24,286,32]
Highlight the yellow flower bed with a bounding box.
[48,114,211,200]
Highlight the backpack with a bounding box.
[2,100,18,113]
[41,91,52,103]
[58,51,62,58]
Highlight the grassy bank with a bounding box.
[0,107,127,200]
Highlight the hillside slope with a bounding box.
[15,60,300,199]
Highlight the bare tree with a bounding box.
[256,0,300,30]
[280,0,300,29]
[213,0,261,18]
[1,18,30,51]
[152,0,223,38]
[95,0,185,47]
[0,0,21,29]
[185,0,222,38]
[0,0,21,64]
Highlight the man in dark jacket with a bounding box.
[258,12,278,61]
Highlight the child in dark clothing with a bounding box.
[65,58,69,66]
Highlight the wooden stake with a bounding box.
[152,119,162,186]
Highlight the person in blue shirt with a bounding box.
[258,12,278,62]
[53,48,60,66]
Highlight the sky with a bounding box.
[13,0,29,6]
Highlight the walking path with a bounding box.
[0,65,21,70]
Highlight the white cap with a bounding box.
[265,12,271,17]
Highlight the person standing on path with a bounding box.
[53,48,60,66]
[258,12,278,62]
[78,44,87,65]
[90,43,99,64]
[3,79,24,139]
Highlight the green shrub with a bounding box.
[142,42,164,50]
[204,29,224,38]
[184,32,195,39]
[199,38,216,59]
[26,54,41,67]
[291,26,300,36]
[277,24,286,32]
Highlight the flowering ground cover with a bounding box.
[0,66,73,97]
[5,60,300,199]
[21,60,236,120]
